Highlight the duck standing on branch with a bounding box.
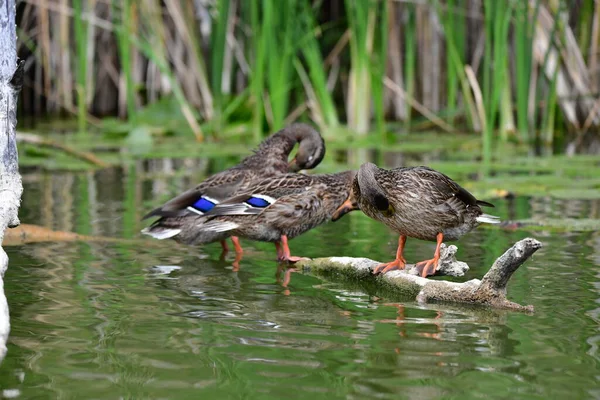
[141,124,326,256]
[201,171,358,265]
[332,162,499,277]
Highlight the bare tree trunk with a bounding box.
[0,0,23,363]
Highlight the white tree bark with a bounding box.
[0,0,23,362]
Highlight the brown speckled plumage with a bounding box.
[141,124,325,245]
[203,171,357,243]
[354,163,495,241]
[345,162,498,277]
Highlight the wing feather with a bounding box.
[142,172,247,219]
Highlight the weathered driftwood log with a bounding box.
[297,238,541,312]
[0,0,23,362]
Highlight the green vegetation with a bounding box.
[16,0,600,157]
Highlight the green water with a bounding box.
[1,164,599,399]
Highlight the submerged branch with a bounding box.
[2,224,120,245]
[16,131,108,167]
[297,238,541,312]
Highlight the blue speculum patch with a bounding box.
[192,197,216,212]
[245,196,271,208]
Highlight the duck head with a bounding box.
[287,124,326,172]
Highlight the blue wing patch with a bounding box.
[192,197,217,213]
[245,196,271,208]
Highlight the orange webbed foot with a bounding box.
[278,255,309,263]
[415,258,438,277]
[275,235,309,263]
[373,257,407,275]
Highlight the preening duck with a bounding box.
[332,162,499,277]
[201,171,358,263]
[141,124,326,255]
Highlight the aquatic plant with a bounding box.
[16,0,600,155]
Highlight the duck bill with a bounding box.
[332,199,358,221]
[288,157,300,172]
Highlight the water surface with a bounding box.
[1,163,599,399]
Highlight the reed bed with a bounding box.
[16,0,600,155]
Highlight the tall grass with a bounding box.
[443,0,465,125]
[403,2,416,131]
[16,0,600,155]
[112,0,136,119]
[513,0,539,143]
[210,0,231,132]
[372,0,389,142]
[264,1,298,131]
[296,2,339,131]
[482,0,512,170]
[345,0,375,135]
[73,0,88,135]
[247,0,266,141]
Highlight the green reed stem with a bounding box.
[436,0,475,131]
[403,3,416,131]
[265,0,296,130]
[490,0,512,134]
[514,0,533,142]
[249,0,265,141]
[74,0,87,134]
[299,1,338,128]
[345,0,374,134]
[480,0,512,173]
[372,0,389,142]
[542,65,559,155]
[483,0,493,119]
[112,0,136,119]
[444,0,464,125]
[211,0,231,131]
[533,2,561,136]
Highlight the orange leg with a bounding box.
[282,267,296,287]
[415,232,443,277]
[373,235,407,274]
[231,236,243,255]
[275,264,296,292]
[276,235,308,262]
[274,242,283,260]
[218,240,229,261]
[231,236,243,271]
[220,240,229,252]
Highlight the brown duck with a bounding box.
[141,124,326,255]
[332,162,499,277]
[201,171,357,263]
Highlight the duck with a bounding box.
[332,162,499,277]
[141,124,326,255]
[201,170,358,263]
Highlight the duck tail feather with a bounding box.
[476,199,495,208]
[141,226,182,239]
[202,221,240,233]
[476,214,501,224]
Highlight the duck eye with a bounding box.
[308,156,314,162]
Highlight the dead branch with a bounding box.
[297,238,542,312]
[16,131,108,167]
[1,224,122,245]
